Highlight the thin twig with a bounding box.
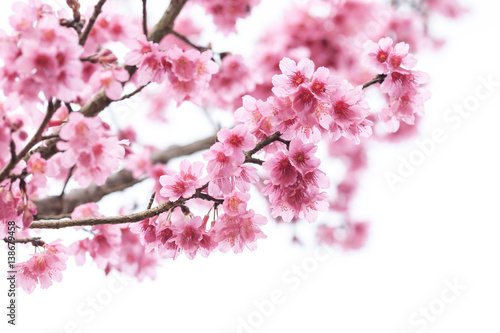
[142,0,148,35]
[34,0,190,162]
[147,191,156,209]
[244,131,282,159]
[362,74,387,89]
[3,237,45,247]
[31,130,284,229]
[59,166,74,198]
[34,135,216,217]
[171,30,209,52]
[0,100,58,183]
[119,85,146,101]
[79,0,107,46]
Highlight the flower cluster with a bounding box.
[203,125,258,196]
[52,112,126,187]
[131,199,268,258]
[15,240,68,293]
[206,54,256,110]
[69,203,159,280]
[0,179,37,234]
[125,36,218,103]
[1,14,84,103]
[236,57,373,145]
[262,139,329,222]
[363,37,429,132]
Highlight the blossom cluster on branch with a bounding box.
[0,0,465,293]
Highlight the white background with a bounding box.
[2,0,500,332]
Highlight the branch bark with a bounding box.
[79,0,107,46]
[34,134,216,217]
[362,74,387,89]
[3,237,45,247]
[31,131,283,229]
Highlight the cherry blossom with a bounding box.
[16,240,68,293]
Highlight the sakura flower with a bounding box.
[71,203,102,219]
[216,125,256,155]
[203,142,244,181]
[328,81,372,143]
[104,227,159,281]
[89,66,130,100]
[167,46,199,81]
[124,147,153,178]
[171,216,204,259]
[262,150,298,187]
[206,54,255,110]
[272,57,314,95]
[27,152,47,188]
[234,95,275,141]
[362,37,394,74]
[16,240,68,293]
[288,139,320,173]
[222,190,250,216]
[57,112,126,187]
[386,41,417,72]
[69,225,122,269]
[159,160,204,201]
[213,210,267,253]
[14,15,84,102]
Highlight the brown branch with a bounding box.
[362,74,387,89]
[244,131,282,161]
[147,0,188,45]
[142,0,148,35]
[33,134,216,217]
[3,237,45,247]
[79,0,107,46]
[0,101,58,183]
[31,190,192,229]
[171,30,209,52]
[119,85,146,101]
[31,130,285,229]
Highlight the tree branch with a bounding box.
[142,0,148,35]
[0,101,58,183]
[33,134,216,217]
[79,0,107,46]
[3,237,45,247]
[362,74,387,89]
[244,131,282,160]
[171,30,210,52]
[31,190,193,229]
[31,130,284,229]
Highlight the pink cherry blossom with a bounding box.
[171,216,204,259]
[216,125,257,155]
[16,240,68,293]
[362,37,394,74]
[213,210,267,253]
[159,160,204,201]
